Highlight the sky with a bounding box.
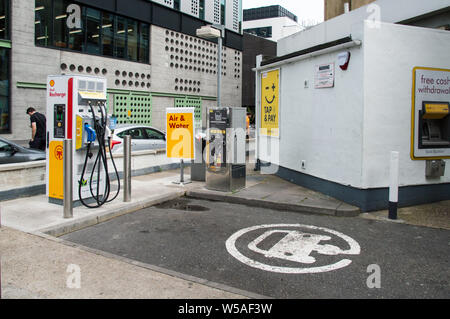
[242,0,325,25]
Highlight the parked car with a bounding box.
[0,137,46,164]
[110,125,166,153]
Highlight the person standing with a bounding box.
[26,107,46,151]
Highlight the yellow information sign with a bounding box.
[261,69,280,137]
[166,107,195,160]
[49,141,64,199]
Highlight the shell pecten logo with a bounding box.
[50,80,55,87]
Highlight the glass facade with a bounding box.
[0,0,9,133]
[0,48,9,133]
[35,0,150,63]
[243,5,298,23]
[244,26,272,38]
[0,0,8,40]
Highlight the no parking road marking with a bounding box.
[225,224,361,274]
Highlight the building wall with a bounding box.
[362,22,450,188]
[257,21,450,189]
[242,33,276,108]
[325,0,376,21]
[225,0,242,33]
[243,17,302,42]
[5,0,242,141]
[281,0,450,57]
[257,23,365,188]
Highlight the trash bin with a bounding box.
[191,128,206,181]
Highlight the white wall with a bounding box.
[204,0,221,25]
[277,0,450,56]
[361,22,450,188]
[181,0,199,18]
[225,0,241,33]
[243,17,303,42]
[257,20,450,190]
[258,23,366,188]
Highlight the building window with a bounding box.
[53,0,69,48]
[86,8,101,55]
[0,47,9,133]
[0,0,9,40]
[244,26,272,38]
[114,16,126,59]
[138,23,150,64]
[102,12,114,57]
[35,0,51,46]
[34,0,150,64]
[127,19,138,61]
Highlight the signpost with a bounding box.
[166,107,195,185]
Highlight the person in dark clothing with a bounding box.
[26,107,46,151]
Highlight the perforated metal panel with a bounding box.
[175,97,202,128]
[114,94,152,125]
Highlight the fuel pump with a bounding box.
[206,107,246,192]
[46,75,120,208]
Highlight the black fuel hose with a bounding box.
[78,103,120,208]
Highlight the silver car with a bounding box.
[110,125,166,153]
[0,137,46,164]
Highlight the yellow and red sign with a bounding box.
[49,141,64,199]
[166,107,195,160]
[260,69,280,137]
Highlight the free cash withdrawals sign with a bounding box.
[261,69,280,137]
[166,107,194,160]
[411,67,450,160]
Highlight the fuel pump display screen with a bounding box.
[54,104,66,138]
[209,108,229,168]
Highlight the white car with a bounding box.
[110,125,166,153]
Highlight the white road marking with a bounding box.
[225,224,361,274]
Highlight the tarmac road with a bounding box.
[62,197,450,299]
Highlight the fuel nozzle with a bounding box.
[84,123,96,142]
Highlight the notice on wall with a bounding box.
[260,69,280,137]
[166,107,195,160]
[411,67,450,160]
[315,63,335,89]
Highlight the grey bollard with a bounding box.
[63,139,73,218]
[123,135,132,202]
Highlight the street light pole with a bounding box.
[213,24,224,108]
[217,34,222,108]
[197,24,224,108]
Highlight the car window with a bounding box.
[144,128,165,140]
[0,141,13,152]
[117,129,146,140]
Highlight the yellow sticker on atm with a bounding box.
[49,141,64,199]
[423,103,449,120]
[261,69,280,137]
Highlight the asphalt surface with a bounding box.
[62,198,450,299]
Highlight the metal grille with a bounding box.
[113,94,152,125]
[174,97,202,128]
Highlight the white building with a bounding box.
[243,5,303,42]
[254,0,450,211]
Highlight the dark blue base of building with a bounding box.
[274,165,450,212]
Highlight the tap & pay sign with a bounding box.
[261,69,280,138]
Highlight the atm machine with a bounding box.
[206,107,246,192]
[46,75,120,208]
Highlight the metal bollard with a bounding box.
[180,159,185,183]
[63,139,73,218]
[389,151,399,220]
[123,135,131,202]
